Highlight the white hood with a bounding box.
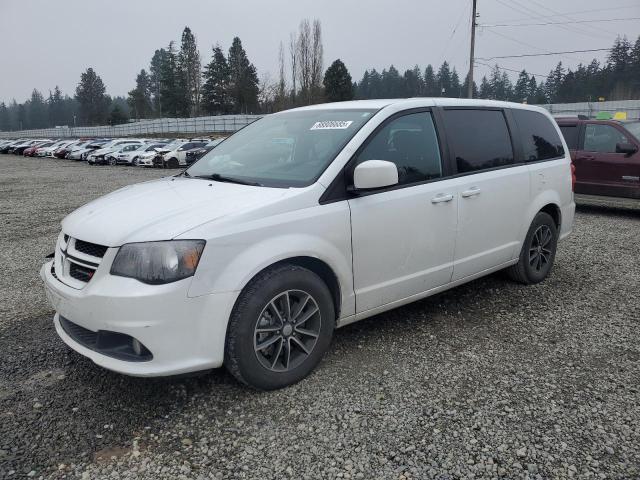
[61,177,291,246]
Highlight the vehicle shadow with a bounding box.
[576,203,640,219]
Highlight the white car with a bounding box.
[41,98,575,389]
[104,143,146,165]
[161,141,209,168]
[116,143,168,166]
[87,139,145,165]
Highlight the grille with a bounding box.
[74,239,108,258]
[69,263,95,282]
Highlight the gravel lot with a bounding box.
[1,155,639,480]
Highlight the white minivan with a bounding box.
[41,99,575,389]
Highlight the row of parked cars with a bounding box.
[0,137,223,168]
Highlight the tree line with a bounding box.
[1,27,639,132]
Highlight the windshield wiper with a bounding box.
[196,173,262,186]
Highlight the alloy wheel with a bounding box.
[253,290,321,372]
[529,225,553,272]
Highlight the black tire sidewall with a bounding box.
[521,212,558,283]
[225,266,335,390]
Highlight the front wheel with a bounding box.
[132,157,139,166]
[225,264,335,390]
[167,157,179,169]
[507,212,558,284]
[108,156,117,166]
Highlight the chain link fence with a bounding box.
[2,100,639,139]
[0,115,263,139]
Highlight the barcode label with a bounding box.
[310,121,353,130]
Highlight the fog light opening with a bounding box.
[132,338,142,356]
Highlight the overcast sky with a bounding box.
[1,0,639,102]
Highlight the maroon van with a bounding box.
[556,118,640,201]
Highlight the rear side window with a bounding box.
[442,109,514,174]
[513,109,565,161]
[356,112,442,185]
[559,125,579,150]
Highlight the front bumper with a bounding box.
[40,260,237,376]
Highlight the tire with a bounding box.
[132,157,139,166]
[108,156,117,166]
[507,212,558,285]
[167,157,179,169]
[225,264,335,390]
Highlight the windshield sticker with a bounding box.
[310,121,353,130]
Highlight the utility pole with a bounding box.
[467,0,478,98]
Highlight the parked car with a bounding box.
[104,142,146,165]
[37,140,74,157]
[160,141,209,168]
[69,141,106,161]
[13,140,43,155]
[87,139,144,165]
[185,139,224,165]
[556,117,640,201]
[24,141,54,156]
[40,99,574,389]
[116,143,168,166]
[55,140,84,159]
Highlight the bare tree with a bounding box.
[297,19,312,104]
[277,41,287,110]
[310,19,324,103]
[289,32,298,104]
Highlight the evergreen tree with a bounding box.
[127,69,153,119]
[545,62,565,103]
[201,45,232,114]
[109,104,129,125]
[461,73,478,98]
[227,37,259,113]
[75,68,110,125]
[403,66,423,97]
[159,42,182,116]
[48,86,65,126]
[423,65,437,96]
[149,48,167,116]
[514,70,530,102]
[478,76,491,99]
[178,27,202,116]
[450,68,461,97]
[382,66,403,97]
[436,61,452,96]
[0,102,9,131]
[356,70,371,99]
[323,59,353,102]
[368,69,383,98]
[27,89,48,128]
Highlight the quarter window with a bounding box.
[356,112,442,185]
[559,125,579,150]
[513,109,565,161]
[584,124,629,153]
[442,109,514,174]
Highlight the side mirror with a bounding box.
[353,160,399,190]
[616,142,638,155]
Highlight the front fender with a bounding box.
[187,202,355,317]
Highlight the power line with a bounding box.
[525,0,620,37]
[492,0,612,41]
[482,28,592,63]
[494,4,640,24]
[484,17,640,27]
[477,48,611,61]
[474,61,549,79]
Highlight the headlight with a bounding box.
[110,240,205,284]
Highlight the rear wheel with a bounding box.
[167,157,179,169]
[108,156,117,166]
[507,212,558,284]
[225,264,335,390]
[132,157,139,166]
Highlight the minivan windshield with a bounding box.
[186,109,377,187]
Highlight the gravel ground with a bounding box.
[0,155,639,480]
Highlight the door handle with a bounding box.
[431,193,454,204]
[461,187,481,198]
